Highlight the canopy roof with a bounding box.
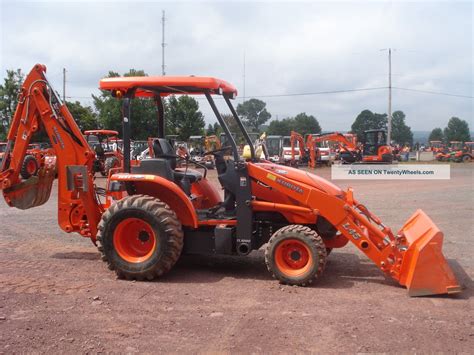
[99,76,238,98]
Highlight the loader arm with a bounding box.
[0,64,102,240]
[248,162,461,296]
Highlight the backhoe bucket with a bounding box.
[2,157,56,210]
[398,209,461,296]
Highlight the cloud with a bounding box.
[0,0,472,131]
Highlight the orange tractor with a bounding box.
[429,140,444,153]
[435,141,465,162]
[0,64,460,296]
[20,143,55,179]
[84,129,123,176]
[451,142,473,163]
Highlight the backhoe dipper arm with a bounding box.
[0,64,102,240]
[290,131,306,162]
[312,132,358,151]
[305,134,320,168]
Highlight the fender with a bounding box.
[110,173,198,228]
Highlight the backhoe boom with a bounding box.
[0,64,102,240]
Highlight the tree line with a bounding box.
[0,68,471,144]
[428,118,471,143]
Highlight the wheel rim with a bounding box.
[26,160,37,175]
[274,238,313,277]
[113,218,157,263]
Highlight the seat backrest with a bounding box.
[153,139,176,169]
[131,159,174,181]
[95,144,105,158]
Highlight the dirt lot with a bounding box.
[0,164,472,353]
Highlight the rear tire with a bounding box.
[105,156,120,176]
[265,225,327,286]
[97,195,184,281]
[20,155,38,179]
[462,155,471,163]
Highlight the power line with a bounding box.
[65,86,473,101]
[393,87,473,99]
[244,86,388,99]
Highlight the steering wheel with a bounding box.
[155,153,208,178]
[203,146,233,156]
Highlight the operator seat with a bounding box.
[152,139,202,183]
[132,139,202,186]
[94,144,105,159]
[363,144,377,156]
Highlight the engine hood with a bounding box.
[254,162,343,197]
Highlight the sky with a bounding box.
[0,0,472,132]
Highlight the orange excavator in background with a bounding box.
[0,64,460,296]
[290,131,307,167]
[289,130,324,168]
[304,134,321,168]
[361,129,393,163]
[311,130,392,164]
[310,132,361,164]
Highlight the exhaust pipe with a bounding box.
[237,243,251,256]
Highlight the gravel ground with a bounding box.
[0,163,472,353]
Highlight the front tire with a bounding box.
[462,155,471,163]
[20,155,39,179]
[265,225,327,286]
[97,195,184,281]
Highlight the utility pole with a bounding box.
[62,68,66,102]
[243,52,246,102]
[161,10,166,76]
[387,48,392,144]
[381,48,393,144]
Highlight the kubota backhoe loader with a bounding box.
[0,64,460,296]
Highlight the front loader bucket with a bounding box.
[2,158,56,210]
[398,209,461,296]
